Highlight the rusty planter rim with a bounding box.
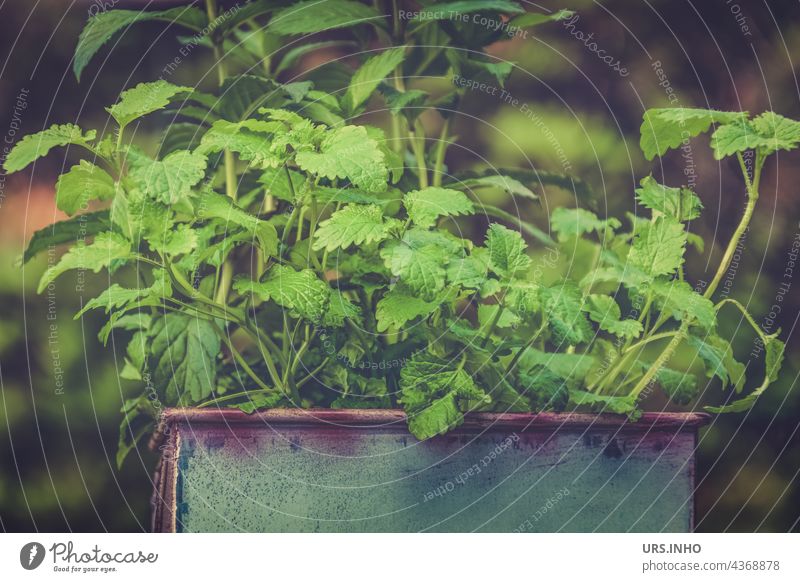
[150,408,710,450]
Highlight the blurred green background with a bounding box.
[0,0,798,531]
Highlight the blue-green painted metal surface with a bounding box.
[152,409,708,532]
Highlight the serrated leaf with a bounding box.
[688,334,746,392]
[259,167,306,202]
[194,188,278,257]
[74,7,206,81]
[130,149,207,205]
[198,119,286,168]
[518,365,568,411]
[651,279,716,330]
[657,368,698,405]
[38,231,131,293]
[446,248,489,290]
[407,392,464,440]
[706,336,784,413]
[322,295,361,327]
[233,265,330,322]
[296,125,388,192]
[635,176,702,222]
[583,294,642,339]
[486,223,530,279]
[55,160,116,215]
[540,282,593,346]
[269,0,383,35]
[550,208,621,241]
[478,303,520,329]
[404,187,474,228]
[569,390,641,418]
[344,47,406,114]
[23,210,110,263]
[375,285,443,331]
[3,123,96,173]
[627,216,687,277]
[148,313,220,404]
[711,111,800,159]
[312,204,389,252]
[76,268,171,318]
[380,229,460,299]
[639,108,745,160]
[108,80,192,127]
[750,111,800,154]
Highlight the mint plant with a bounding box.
[6,1,788,467]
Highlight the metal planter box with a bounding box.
[151,409,708,532]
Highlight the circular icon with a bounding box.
[20,542,46,570]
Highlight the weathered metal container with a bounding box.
[151,408,709,532]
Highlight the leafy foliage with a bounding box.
[7,2,787,461]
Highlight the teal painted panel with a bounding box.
[155,410,704,532]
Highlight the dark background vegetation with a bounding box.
[0,0,798,531]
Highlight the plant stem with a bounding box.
[431,117,450,187]
[704,151,763,298]
[197,389,277,409]
[411,118,429,188]
[629,320,689,398]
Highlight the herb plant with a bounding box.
[6,1,789,466]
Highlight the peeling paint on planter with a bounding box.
[150,409,709,532]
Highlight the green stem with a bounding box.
[411,118,429,188]
[197,389,277,409]
[629,321,689,398]
[704,151,763,299]
[431,118,450,187]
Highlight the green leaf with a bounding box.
[198,119,286,168]
[23,210,110,264]
[455,174,537,200]
[404,187,474,228]
[410,1,524,20]
[518,348,595,383]
[344,47,406,114]
[478,303,520,329]
[656,368,698,405]
[446,248,489,290]
[76,268,171,318]
[380,229,460,299]
[399,352,487,435]
[486,223,530,279]
[269,0,383,35]
[38,231,131,293]
[627,216,687,277]
[130,150,207,205]
[550,208,621,241]
[583,294,642,339]
[688,334,746,392]
[74,7,206,81]
[518,365,568,411]
[569,390,640,418]
[260,167,306,202]
[296,125,388,192]
[55,160,116,216]
[233,265,330,322]
[407,392,464,440]
[108,80,192,128]
[639,108,745,160]
[711,111,800,159]
[705,336,784,413]
[540,282,593,346]
[750,111,800,154]
[194,188,278,257]
[116,396,156,469]
[148,313,220,404]
[635,176,702,222]
[651,279,716,330]
[3,123,96,173]
[375,285,445,331]
[509,9,574,28]
[322,295,361,328]
[312,204,389,252]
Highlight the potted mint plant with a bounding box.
[9,1,787,532]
